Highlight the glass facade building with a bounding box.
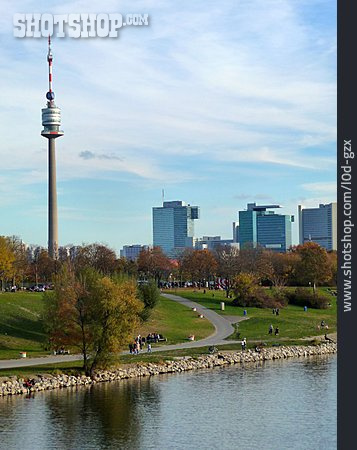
[298,203,337,251]
[238,203,293,252]
[153,201,200,257]
[120,245,149,261]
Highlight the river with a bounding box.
[0,354,336,450]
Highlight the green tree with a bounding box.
[44,267,143,376]
[137,280,160,321]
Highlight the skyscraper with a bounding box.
[298,203,337,251]
[41,37,63,259]
[153,201,200,257]
[232,222,239,243]
[238,203,293,252]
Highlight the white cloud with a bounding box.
[0,0,336,183]
[301,181,337,194]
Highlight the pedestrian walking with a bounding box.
[275,327,279,336]
[147,343,152,353]
[241,338,245,351]
[269,324,273,335]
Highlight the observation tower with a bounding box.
[41,36,63,259]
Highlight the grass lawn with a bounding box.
[0,292,47,360]
[166,287,337,343]
[0,292,214,361]
[133,295,214,345]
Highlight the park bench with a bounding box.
[53,349,70,355]
[147,335,167,343]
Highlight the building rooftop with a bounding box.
[247,203,281,211]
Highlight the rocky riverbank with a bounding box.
[0,343,337,397]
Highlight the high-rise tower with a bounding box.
[41,37,63,259]
[298,203,337,251]
[238,203,294,252]
[152,201,200,257]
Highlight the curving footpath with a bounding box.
[0,293,239,370]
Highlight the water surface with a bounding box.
[0,355,336,449]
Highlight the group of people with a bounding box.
[269,324,279,336]
[146,333,162,343]
[129,335,150,354]
[272,308,280,316]
[129,333,164,354]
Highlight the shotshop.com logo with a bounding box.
[13,13,149,38]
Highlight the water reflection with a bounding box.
[0,356,336,450]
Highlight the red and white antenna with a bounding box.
[46,36,55,103]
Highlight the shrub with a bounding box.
[233,287,286,309]
[285,287,329,309]
[232,272,287,308]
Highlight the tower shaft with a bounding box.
[48,138,58,259]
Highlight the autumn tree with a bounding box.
[178,248,195,283]
[10,237,31,287]
[72,244,117,275]
[137,246,173,284]
[179,249,217,285]
[44,267,142,376]
[326,251,337,286]
[262,251,299,290]
[238,244,266,277]
[193,249,217,284]
[293,242,332,292]
[214,245,240,297]
[0,236,15,290]
[30,249,55,284]
[232,272,258,306]
[116,257,139,277]
[232,271,285,308]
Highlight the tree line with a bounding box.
[0,236,336,294]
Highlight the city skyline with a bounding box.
[21,198,337,257]
[0,1,336,253]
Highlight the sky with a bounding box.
[0,0,336,253]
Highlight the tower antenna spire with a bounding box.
[47,35,53,94]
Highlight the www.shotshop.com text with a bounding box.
[341,139,354,312]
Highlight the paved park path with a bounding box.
[0,293,243,370]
